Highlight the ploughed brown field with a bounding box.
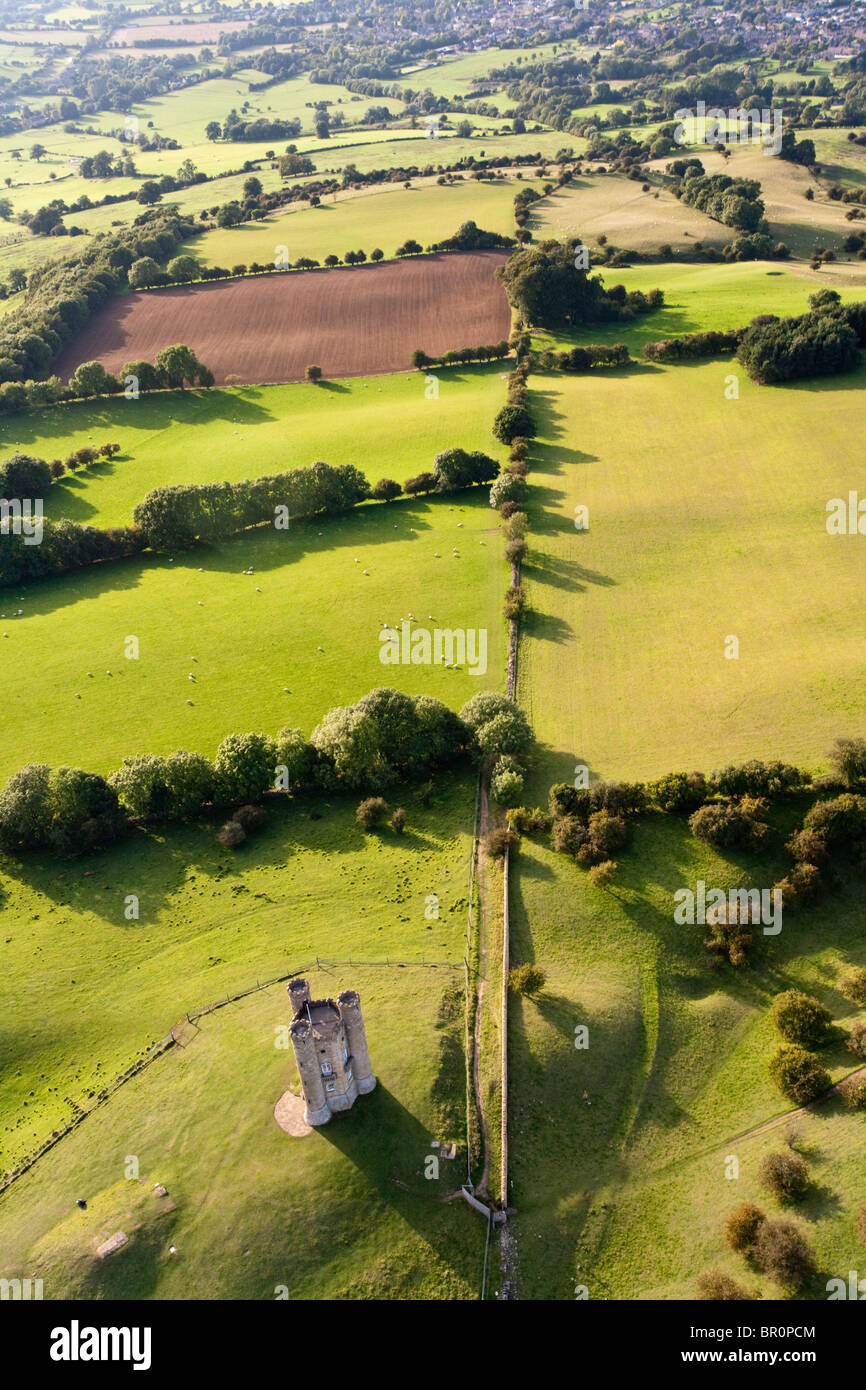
[53,252,512,387]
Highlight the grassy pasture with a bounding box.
[18,369,508,526]
[184,176,540,267]
[529,175,730,253]
[518,356,866,786]
[508,808,866,1300]
[0,369,509,784]
[0,771,475,1167]
[0,793,482,1300]
[534,258,866,359]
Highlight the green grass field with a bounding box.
[508,803,866,1299]
[17,367,508,528]
[184,176,540,268]
[519,357,866,784]
[0,369,510,785]
[0,781,484,1300]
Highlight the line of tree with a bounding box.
[0,689,533,856]
[643,329,742,363]
[68,345,214,399]
[0,444,121,495]
[541,343,632,370]
[404,447,499,497]
[411,340,510,369]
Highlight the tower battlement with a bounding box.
[286,979,376,1125]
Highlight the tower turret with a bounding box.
[337,989,376,1095]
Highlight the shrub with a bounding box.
[856,1208,866,1249]
[688,797,769,850]
[578,810,627,865]
[750,1220,816,1288]
[829,736,866,785]
[356,795,389,829]
[503,584,526,619]
[839,1075,866,1109]
[491,765,525,807]
[232,803,267,833]
[508,962,546,996]
[504,537,527,565]
[770,989,832,1048]
[801,793,866,854]
[213,732,276,804]
[696,1270,757,1301]
[840,966,866,1006]
[487,825,519,858]
[846,1021,866,1059]
[758,1151,811,1203]
[392,806,406,833]
[724,1202,766,1252]
[768,1044,831,1104]
[648,770,706,813]
[589,859,617,888]
[217,820,246,848]
[305,364,322,382]
[771,862,822,913]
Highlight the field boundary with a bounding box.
[0,954,459,1198]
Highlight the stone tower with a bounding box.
[287,978,376,1126]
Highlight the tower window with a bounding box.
[321,1062,332,1076]
[325,1082,335,1093]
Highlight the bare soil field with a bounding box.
[52,251,512,386]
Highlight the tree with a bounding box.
[396,238,423,256]
[0,763,52,848]
[305,364,322,383]
[69,361,117,398]
[205,121,221,141]
[30,143,46,162]
[47,766,127,855]
[243,175,262,199]
[460,691,532,761]
[167,255,199,283]
[768,1044,831,1105]
[162,750,214,817]
[370,478,401,502]
[356,796,389,829]
[770,990,832,1048]
[0,453,51,498]
[154,344,205,390]
[213,732,277,804]
[315,112,330,139]
[493,403,535,444]
[508,963,546,995]
[490,473,528,510]
[392,806,406,833]
[129,256,162,289]
[371,247,384,262]
[216,201,243,227]
[137,181,162,205]
[177,158,198,184]
[688,797,769,850]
